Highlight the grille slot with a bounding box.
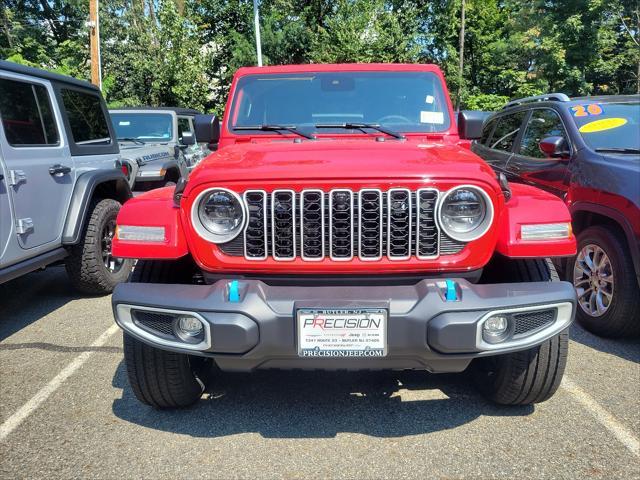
[271,190,296,260]
[387,189,412,259]
[132,310,176,338]
[330,189,354,260]
[221,187,470,261]
[416,189,439,259]
[513,309,556,336]
[301,190,325,260]
[244,190,268,260]
[358,189,383,260]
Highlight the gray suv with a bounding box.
[109,107,208,191]
[0,60,133,294]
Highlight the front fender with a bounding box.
[62,169,132,244]
[496,184,576,258]
[112,187,188,259]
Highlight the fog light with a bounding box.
[482,315,509,343]
[177,316,203,337]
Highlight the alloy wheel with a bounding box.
[573,244,614,317]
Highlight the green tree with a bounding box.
[2,0,638,113]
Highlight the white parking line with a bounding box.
[562,376,639,457]
[0,324,120,442]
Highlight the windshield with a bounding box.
[229,71,451,134]
[571,101,640,152]
[111,112,173,142]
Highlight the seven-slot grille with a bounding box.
[240,188,446,261]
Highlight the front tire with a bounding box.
[473,331,568,405]
[123,332,206,409]
[473,258,568,405]
[568,226,639,338]
[124,259,210,408]
[66,198,133,294]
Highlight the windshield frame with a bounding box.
[224,68,457,139]
[110,110,176,143]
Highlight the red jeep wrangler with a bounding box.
[112,64,577,409]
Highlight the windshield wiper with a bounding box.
[118,137,145,145]
[233,124,315,140]
[595,147,640,154]
[315,122,405,140]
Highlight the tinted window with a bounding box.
[178,117,192,136]
[520,109,568,158]
[61,89,111,145]
[480,117,496,145]
[0,78,59,146]
[230,71,452,134]
[489,112,526,151]
[111,113,173,141]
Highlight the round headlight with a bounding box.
[192,188,245,243]
[438,186,493,242]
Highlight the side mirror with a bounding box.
[194,114,220,150]
[180,131,196,147]
[458,110,491,140]
[539,136,569,158]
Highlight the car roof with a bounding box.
[0,59,100,91]
[567,94,640,104]
[109,107,201,115]
[235,63,444,76]
[498,93,640,114]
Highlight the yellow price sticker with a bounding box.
[579,117,628,133]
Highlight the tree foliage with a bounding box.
[2,0,638,113]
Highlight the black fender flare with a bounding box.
[62,169,132,245]
[570,201,640,286]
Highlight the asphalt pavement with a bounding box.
[1,266,638,479]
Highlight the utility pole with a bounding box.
[457,0,465,110]
[253,0,263,67]
[89,0,102,89]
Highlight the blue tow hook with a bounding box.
[228,280,241,303]
[444,279,458,302]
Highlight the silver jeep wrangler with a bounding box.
[109,107,208,191]
[0,60,133,294]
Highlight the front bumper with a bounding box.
[112,278,576,373]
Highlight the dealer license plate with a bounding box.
[297,308,387,358]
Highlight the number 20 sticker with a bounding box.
[571,104,603,117]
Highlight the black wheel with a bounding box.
[66,198,133,294]
[567,226,639,337]
[473,258,568,405]
[124,259,211,408]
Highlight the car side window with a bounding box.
[480,117,496,145]
[519,109,569,158]
[60,88,111,145]
[178,117,192,135]
[0,78,59,147]
[489,112,526,152]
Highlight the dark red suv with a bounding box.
[472,93,640,338]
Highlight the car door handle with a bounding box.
[49,164,71,176]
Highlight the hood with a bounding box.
[187,138,497,187]
[119,143,175,165]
